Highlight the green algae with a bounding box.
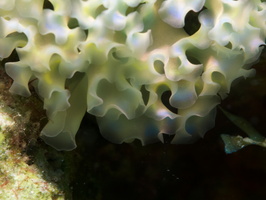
[0,65,72,200]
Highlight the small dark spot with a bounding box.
[1,49,20,65]
[225,42,233,49]
[83,29,89,38]
[154,60,165,74]
[68,18,79,29]
[95,5,107,16]
[161,90,178,114]
[162,134,175,144]
[185,50,201,65]
[111,49,128,63]
[183,7,206,35]
[140,85,150,105]
[125,2,147,15]
[43,0,54,10]
[126,78,131,85]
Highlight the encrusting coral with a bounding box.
[0,0,265,150]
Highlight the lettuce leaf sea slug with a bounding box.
[0,0,265,150]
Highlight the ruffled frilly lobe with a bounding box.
[0,0,265,150]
